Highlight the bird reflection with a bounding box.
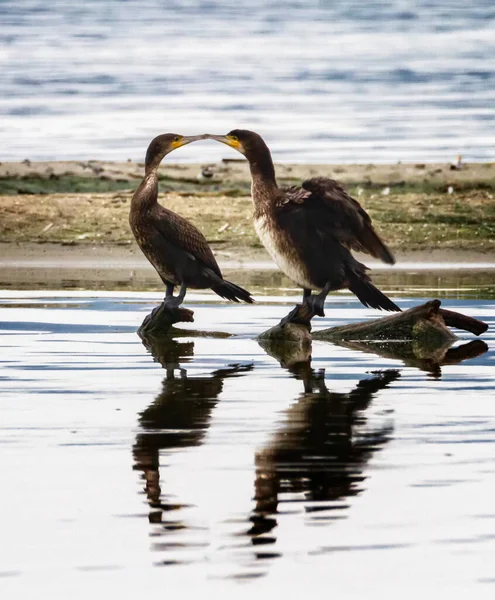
[250,341,400,546]
[133,335,252,525]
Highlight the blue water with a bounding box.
[1,0,494,162]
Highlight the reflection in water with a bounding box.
[133,335,252,527]
[132,328,491,576]
[0,291,493,590]
[1,266,494,300]
[250,348,400,553]
[333,338,489,378]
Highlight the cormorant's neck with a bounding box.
[145,160,160,176]
[248,150,278,195]
[131,170,158,210]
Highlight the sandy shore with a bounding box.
[1,160,494,273]
[1,242,493,269]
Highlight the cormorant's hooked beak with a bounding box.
[204,134,245,154]
[171,134,207,150]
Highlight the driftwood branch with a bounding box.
[259,330,488,379]
[257,299,489,375]
[315,299,450,344]
[137,302,232,362]
[438,308,487,336]
[137,303,195,338]
[138,302,194,338]
[328,338,488,377]
[314,300,488,351]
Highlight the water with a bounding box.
[0,277,494,595]
[1,0,494,163]
[1,261,495,300]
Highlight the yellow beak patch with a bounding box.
[226,136,242,150]
[170,138,185,149]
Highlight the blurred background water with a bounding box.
[1,0,494,163]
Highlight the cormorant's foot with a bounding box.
[163,296,183,310]
[278,303,314,327]
[303,294,326,318]
[279,306,301,327]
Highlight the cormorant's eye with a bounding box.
[173,136,180,142]
[230,135,238,142]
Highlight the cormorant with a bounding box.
[130,133,254,307]
[205,129,399,317]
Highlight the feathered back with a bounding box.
[286,177,396,265]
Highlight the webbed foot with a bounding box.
[279,305,303,327]
[163,295,183,309]
[303,293,326,317]
[278,303,314,327]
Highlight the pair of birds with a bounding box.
[129,130,400,320]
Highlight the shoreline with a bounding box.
[1,160,494,258]
[1,243,493,295]
[1,159,494,195]
[1,242,494,270]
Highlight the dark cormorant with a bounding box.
[205,129,399,317]
[130,133,254,307]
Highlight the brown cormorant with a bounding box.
[205,129,399,317]
[130,133,254,307]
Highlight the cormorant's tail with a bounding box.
[349,278,400,312]
[211,278,255,304]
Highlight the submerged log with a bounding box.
[328,338,488,377]
[137,303,194,338]
[259,330,488,379]
[258,299,488,352]
[258,330,312,370]
[438,307,488,336]
[314,300,488,351]
[137,302,232,362]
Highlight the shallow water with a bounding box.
[1,263,495,301]
[1,0,494,162]
[0,284,494,595]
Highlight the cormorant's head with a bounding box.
[145,133,205,173]
[204,129,270,162]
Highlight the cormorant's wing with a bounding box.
[151,205,223,276]
[283,177,395,265]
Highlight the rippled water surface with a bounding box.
[1,0,494,162]
[0,281,494,595]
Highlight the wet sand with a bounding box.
[1,242,494,270]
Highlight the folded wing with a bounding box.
[282,177,395,265]
[151,205,223,276]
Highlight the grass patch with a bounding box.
[0,175,135,195]
[0,187,494,253]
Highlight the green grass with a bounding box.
[3,172,494,197]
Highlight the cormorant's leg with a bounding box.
[164,282,175,301]
[303,282,332,317]
[163,282,187,309]
[176,282,187,304]
[278,287,317,326]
